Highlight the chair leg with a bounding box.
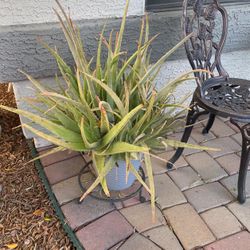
[166,104,208,170]
[238,139,250,203]
[202,113,216,134]
[230,119,250,203]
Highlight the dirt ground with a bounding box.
[0,83,74,250]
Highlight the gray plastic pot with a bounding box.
[105,160,140,191]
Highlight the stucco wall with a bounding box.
[1,3,250,82]
[0,0,145,26]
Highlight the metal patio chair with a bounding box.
[166,0,250,203]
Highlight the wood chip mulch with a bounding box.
[0,83,74,250]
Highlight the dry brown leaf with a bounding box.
[5,243,18,249]
[44,217,52,222]
[33,209,43,217]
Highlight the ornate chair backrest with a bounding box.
[183,0,229,85]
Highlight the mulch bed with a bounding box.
[0,83,74,249]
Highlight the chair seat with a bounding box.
[195,77,250,122]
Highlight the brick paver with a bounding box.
[186,152,227,182]
[225,120,240,132]
[44,156,84,184]
[216,154,240,175]
[120,203,166,233]
[201,137,241,158]
[183,137,203,156]
[164,203,215,250]
[217,116,230,122]
[191,126,216,143]
[231,132,242,145]
[201,206,242,239]
[153,174,187,209]
[168,166,203,191]
[204,231,250,250]
[184,182,234,213]
[114,196,141,210]
[111,180,151,210]
[220,172,250,198]
[228,199,250,231]
[61,197,114,230]
[203,118,236,137]
[109,241,124,250]
[76,211,133,250]
[167,133,202,155]
[164,151,188,169]
[40,149,80,166]
[52,176,82,205]
[34,117,250,249]
[119,233,161,250]
[114,189,150,209]
[142,226,183,250]
[151,151,188,175]
[197,113,210,123]
[150,155,167,175]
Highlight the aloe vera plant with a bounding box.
[0,0,218,219]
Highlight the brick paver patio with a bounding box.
[35,115,250,250]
